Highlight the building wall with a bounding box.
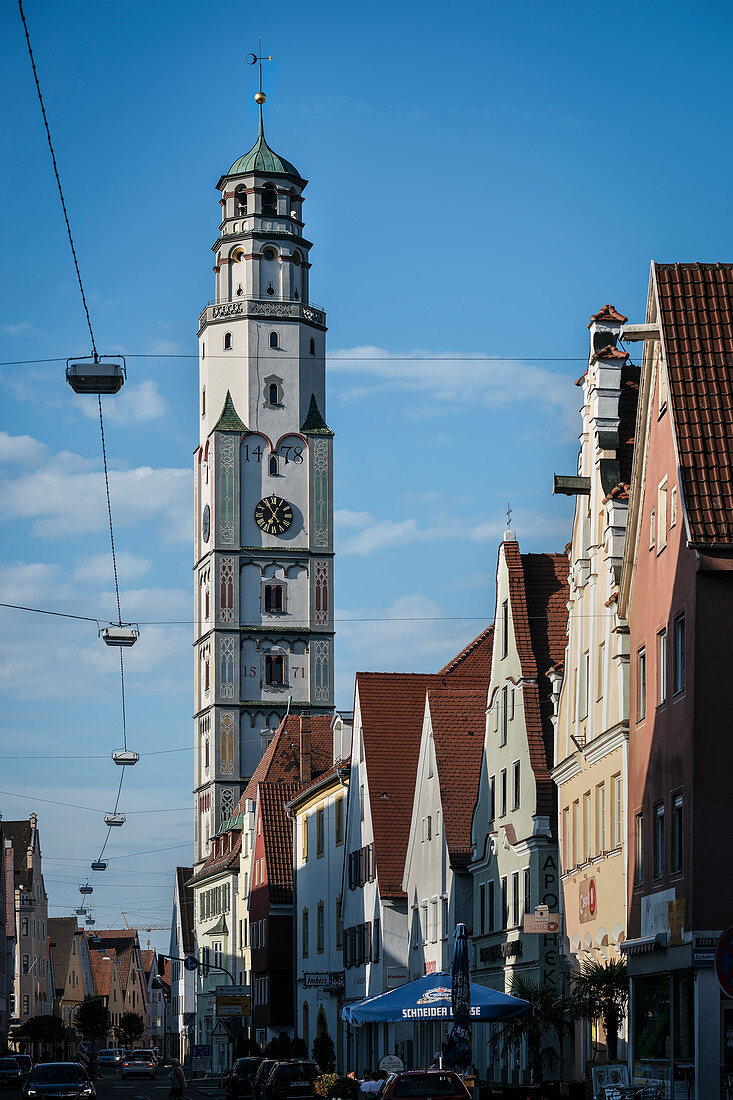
[293,776,348,1065]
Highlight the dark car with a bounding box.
[0,1059,23,1089]
[23,1063,95,1100]
[225,1058,263,1100]
[264,1062,321,1100]
[14,1059,32,1080]
[251,1060,277,1100]
[377,1073,470,1100]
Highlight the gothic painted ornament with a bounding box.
[254,495,293,535]
[202,504,211,543]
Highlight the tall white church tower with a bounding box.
[193,93,334,865]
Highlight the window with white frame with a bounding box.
[657,628,667,705]
[657,479,668,550]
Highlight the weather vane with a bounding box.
[506,501,512,528]
[246,38,273,105]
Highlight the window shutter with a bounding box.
[374,918,380,963]
[365,921,372,961]
[348,852,354,890]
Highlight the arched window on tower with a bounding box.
[269,331,279,349]
[268,382,279,405]
[234,185,247,216]
[224,332,232,351]
[262,183,277,216]
[269,455,278,477]
[310,338,316,355]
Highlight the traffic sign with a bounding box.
[184,954,199,972]
[716,927,733,997]
[78,1042,91,1054]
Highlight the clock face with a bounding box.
[254,495,294,535]
[202,504,210,543]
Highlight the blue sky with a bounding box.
[1,0,732,946]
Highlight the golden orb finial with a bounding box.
[255,90,266,105]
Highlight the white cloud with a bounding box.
[0,431,48,466]
[335,505,570,556]
[3,321,34,335]
[0,439,189,543]
[334,594,487,707]
[329,345,578,429]
[74,552,152,586]
[78,380,165,425]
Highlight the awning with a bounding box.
[341,972,531,1024]
[619,932,667,956]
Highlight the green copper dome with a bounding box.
[227,107,302,180]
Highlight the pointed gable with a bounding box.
[300,394,334,435]
[213,390,247,432]
[438,624,494,678]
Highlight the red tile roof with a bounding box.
[189,832,242,885]
[237,714,333,806]
[89,946,117,997]
[654,262,733,546]
[438,624,494,678]
[90,930,138,990]
[588,304,628,328]
[141,949,155,978]
[259,781,301,903]
[503,543,569,818]
[356,671,488,896]
[591,345,629,364]
[427,687,487,866]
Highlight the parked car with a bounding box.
[13,1058,32,1080]
[22,1063,95,1099]
[148,1049,161,1065]
[377,1073,471,1100]
[251,1060,277,1100]
[0,1058,24,1089]
[264,1062,321,1100]
[96,1051,123,1068]
[120,1052,157,1080]
[225,1058,263,1100]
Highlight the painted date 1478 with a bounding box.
[244,444,303,464]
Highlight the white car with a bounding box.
[120,1052,157,1079]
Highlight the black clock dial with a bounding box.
[202,504,210,543]
[254,495,293,535]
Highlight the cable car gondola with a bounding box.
[66,354,126,395]
[91,860,108,871]
[112,750,139,766]
[79,885,93,895]
[75,907,87,916]
[104,812,125,826]
[101,625,139,647]
[85,917,96,926]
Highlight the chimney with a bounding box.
[299,715,312,785]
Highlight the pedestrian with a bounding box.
[169,1058,186,1100]
[360,1071,380,1095]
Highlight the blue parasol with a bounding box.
[341,971,531,1024]
[444,923,472,1069]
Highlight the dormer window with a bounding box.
[262,184,277,216]
[224,332,233,351]
[234,185,247,216]
[269,331,279,349]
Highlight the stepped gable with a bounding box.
[438,623,494,678]
[356,670,488,898]
[258,781,301,905]
[655,262,733,546]
[426,686,487,867]
[504,544,569,818]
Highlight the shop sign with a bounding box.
[379,1056,404,1074]
[425,961,437,974]
[693,935,717,967]
[386,967,408,989]
[579,878,597,924]
[303,971,345,991]
[524,904,560,933]
[479,940,522,964]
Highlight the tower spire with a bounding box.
[247,38,272,136]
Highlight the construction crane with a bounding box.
[121,912,169,932]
